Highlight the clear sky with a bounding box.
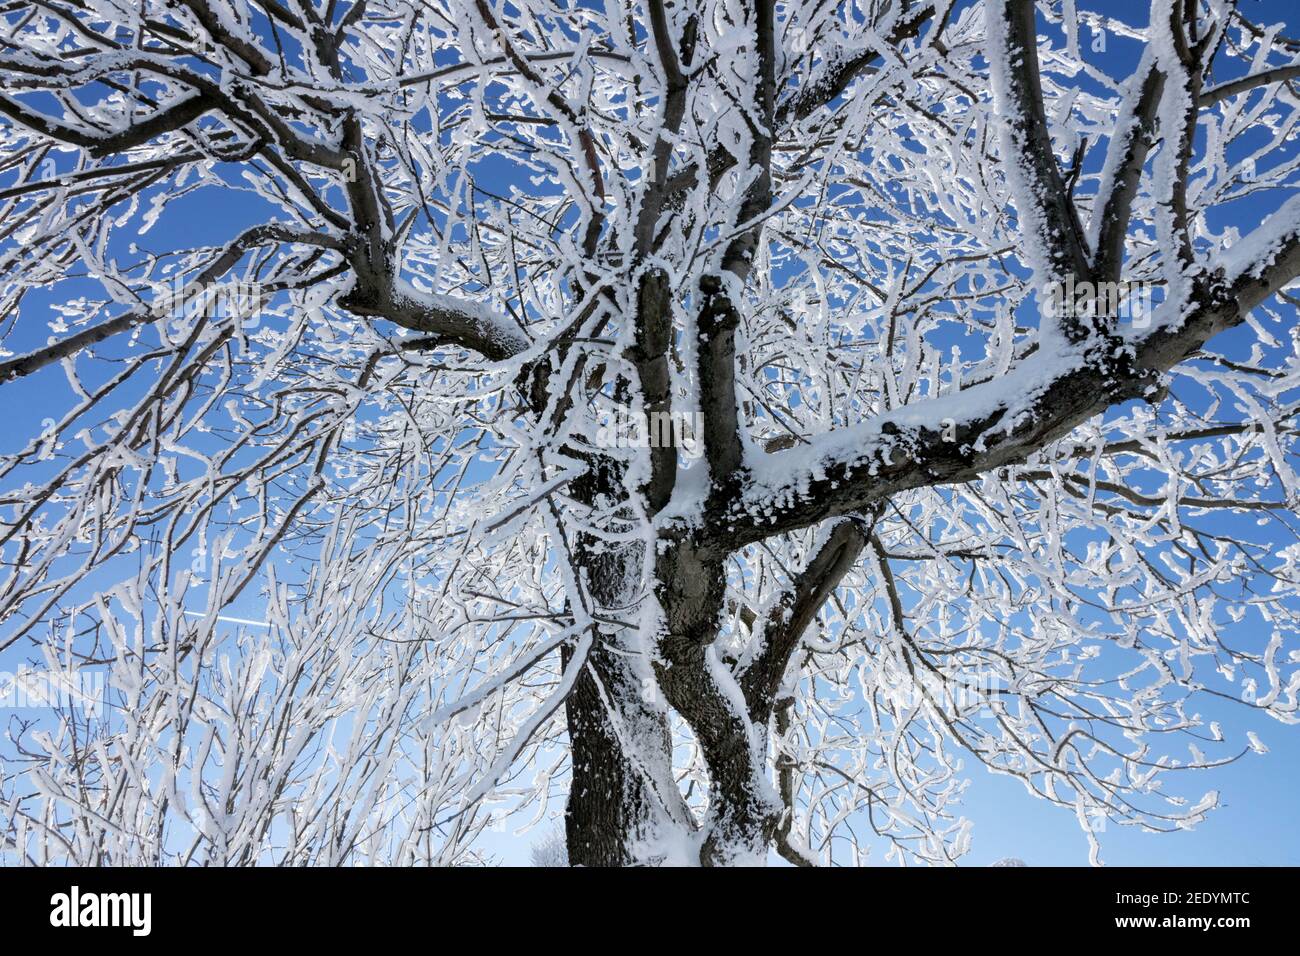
[2,0,1299,867]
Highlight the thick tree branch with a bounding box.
[708,202,1300,552]
[738,517,870,721]
[1199,64,1300,106]
[338,273,530,362]
[696,275,746,486]
[986,0,1091,332]
[0,91,213,158]
[1090,55,1165,283]
[631,269,677,513]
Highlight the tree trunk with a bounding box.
[652,538,782,865]
[563,463,693,865]
[563,639,685,866]
[564,528,785,866]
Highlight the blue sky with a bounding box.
[3,0,1300,866]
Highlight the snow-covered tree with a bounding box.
[2,0,1300,866]
[530,828,569,868]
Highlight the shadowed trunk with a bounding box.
[563,639,681,866]
[563,457,692,865]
